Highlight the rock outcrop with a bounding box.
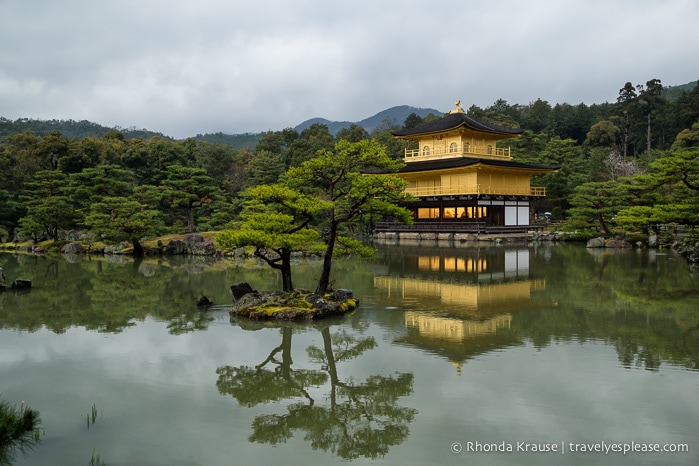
[229,284,358,320]
[163,233,216,256]
[586,237,606,248]
[195,296,214,308]
[586,237,633,249]
[11,279,32,290]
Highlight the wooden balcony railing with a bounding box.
[404,185,547,197]
[404,145,511,162]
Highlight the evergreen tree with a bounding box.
[567,181,632,236]
[216,184,326,291]
[162,164,221,232]
[283,139,412,294]
[616,149,699,230]
[18,170,75,241]
[84,195,165,256]
[68,165,136,225]
[336,123,369,142]
[244,150,286,187]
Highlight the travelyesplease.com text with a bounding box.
[450,440,689,455]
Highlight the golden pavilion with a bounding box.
[377,101,559,234]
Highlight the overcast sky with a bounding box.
[1,0,698,139]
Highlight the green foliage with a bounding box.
[0,117,166,141]
[285,123,335,167]
[585,120,620,148]
[84,195,166,255]
[530,138,587,218]
[1,78,699,239]
[283,139,412,293]
[0,399,42,465]
[219,212,319,251]
[161,164,222,232]
[370,123,412,161]
[244,150,286,187]
[0,189,18,232]
[254,128,298,158]
[18,170,76,241]
[336,123,369,142]
[283,139,411,219]
[194,142,237,186]
[193,131,261,149]
[615,148,699,230]
[333,236,375,260]
[217,326,415,460]
[671,122,699,150]
[68,165,137,226]
[651,148,699,190]
[567,181,632,236]
[402,112,424,129]
[140,137,188,185]
[216,184,327,291]
[0,254,234,333]
[1,132,45,192]
[520,98,553,134]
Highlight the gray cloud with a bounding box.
[1,0,697,138]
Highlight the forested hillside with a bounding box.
[0,118,167,141]
[1,78,698,249]
[0,117,266,150]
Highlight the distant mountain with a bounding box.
[1,105,443,148]
[5,79,695,146]
[663,80,698,101]
[295,105,443,135]
[294,117,353,135]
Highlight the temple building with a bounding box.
[375,101,559,235]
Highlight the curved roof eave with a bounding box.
[391,113,524,139]
[396,157,560,174]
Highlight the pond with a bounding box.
[0,243,698,466]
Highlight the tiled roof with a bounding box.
[391,112,524,138]
[397,157,560,173]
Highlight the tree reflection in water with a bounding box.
[166,308,216,335]
[216,321,416,460]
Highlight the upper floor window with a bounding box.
[487,144,493,155]
[464,142,470,153]
[422,145,431,156]
[449,142,458,153]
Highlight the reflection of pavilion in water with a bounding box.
[374,246,549,373]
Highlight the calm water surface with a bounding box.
[0,243,697,465]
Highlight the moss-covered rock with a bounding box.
[230,289,358,320]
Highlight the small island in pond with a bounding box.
[229,283,358,320]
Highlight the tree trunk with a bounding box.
[257,248,294,291]
[280,327,293,379]
[321,327,339,407]
[315,221,337,295]
[623,113,629,158]
[131,238,144,256]
[598,214,612,237]
[187,202,196,232]
[276,250,294,291]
